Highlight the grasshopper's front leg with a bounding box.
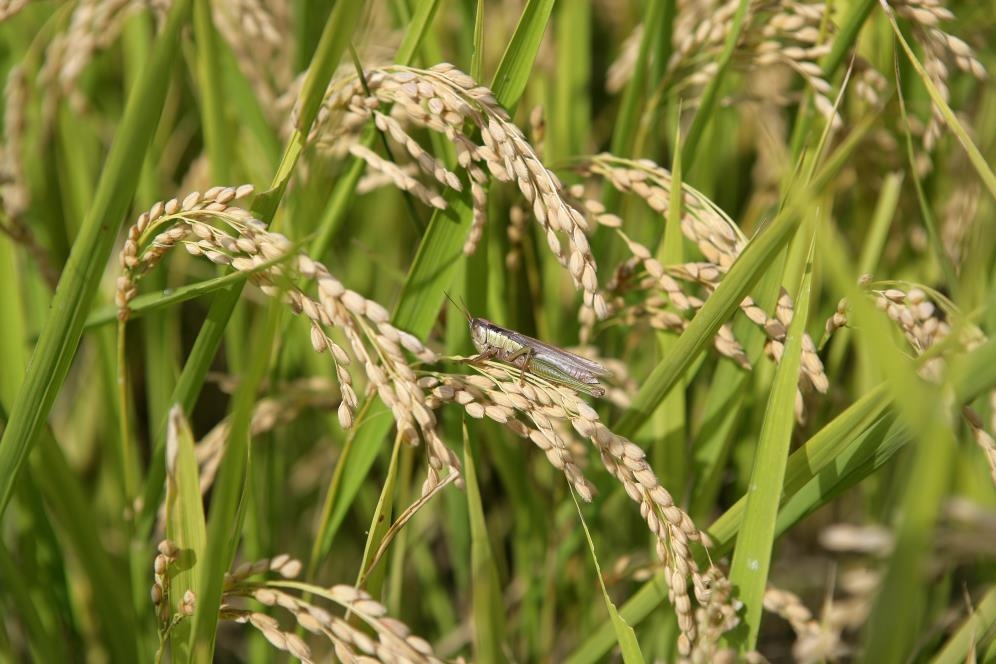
[468,346,499,364]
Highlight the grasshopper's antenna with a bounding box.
[443,291,472,321]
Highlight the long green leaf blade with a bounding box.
[0,0,194,517]
[728,234,814,649]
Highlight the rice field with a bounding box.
[0,1,994,662]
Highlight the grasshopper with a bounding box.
[448,296,610,397]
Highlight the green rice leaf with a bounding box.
[728,234,815,649]
[164,405,207,661]
[573,493,645,664]
[884,4,996,202]
[491,0,556,108]
[464,426,506,662]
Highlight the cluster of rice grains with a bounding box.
[887,0,987,156]
[825,282,996,484]
[605,0,986,193]
[37,0,172,119]
[769,496,996,664]
[419,366,742,659]
[579,154,830,421]
[212,0,292,125]
[606,0,874,130]
[306,62,607,318]
[609,0,984,137]
[151,545,443,663]
[117,185,461,492]
[762,584,849,662]
[0,64,57,286]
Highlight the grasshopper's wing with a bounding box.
[501,329,611,378]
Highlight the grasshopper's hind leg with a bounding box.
[504,346,536,386]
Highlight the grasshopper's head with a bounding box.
[468,317,492,354]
